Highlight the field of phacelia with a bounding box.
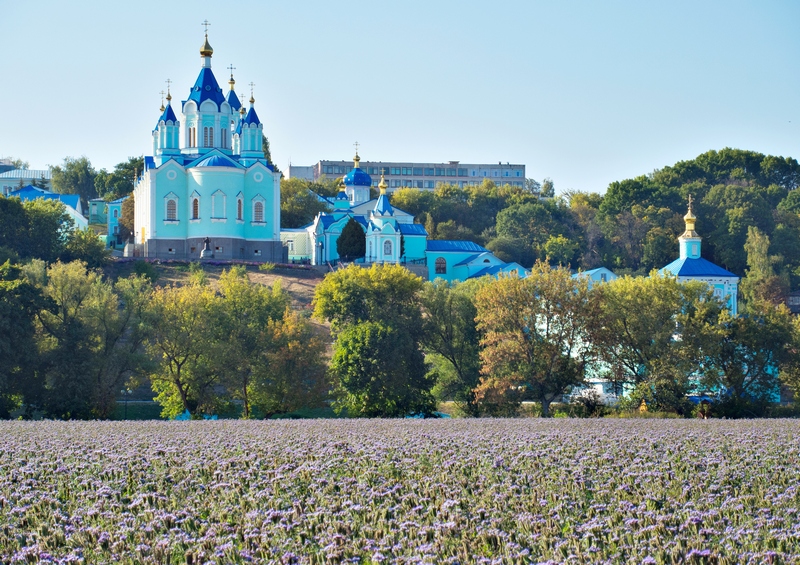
[1,420,799,564]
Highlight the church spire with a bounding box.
[679,195,701,259]
[200,21,213,68]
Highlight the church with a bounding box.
[133,31,283,261]
[281,153,529,282]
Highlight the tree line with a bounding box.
[281,148,800,301]
[2,258,799,420]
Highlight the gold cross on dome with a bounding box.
[227,64,236,77]
[354,141,360,154]
[381,168,385,176]
[201,20,211,34]
[159,90,165,103]
[688,194,694,210]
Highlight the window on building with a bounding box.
[113,209,118,218]
[435,257,446,274]
[390,167,401,175]
[424,168,434,176]
[416,181,423,188]
[212,191,226,219]
[253,201,264,223]
[215,246,223,253]
[203,127,214,147]
[458,168,468,177]
[504,170,510,177]
[446,168,456,176]
[424,181,435,189]
[221,128,227,148]
[237,199,243,220]
[192,198,199,219]
[789,296,800,306]
[391,180,400,188]
[287,240,294,251]
[516,171,522,177]
[168,248,176,254]
[413,168,423,175]
[254,249,261,256]
[600,273,607,282]
[402,167,413,175]
[403,180,412,187]
[166,199,177,220]
[493,170,499,177]
[384,240,392,256]
[435,168,445,176]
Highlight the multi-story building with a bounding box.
[287,160,525,192]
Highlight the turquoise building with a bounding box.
[661,197,739,315]
[107,196,127,248]
[133,32,283,261]
[281,153,528,282]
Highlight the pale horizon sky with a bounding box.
[1,0,798,195]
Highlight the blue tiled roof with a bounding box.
[661,257,738,278]
[336,191,348,200]
[227,89,241,111]
[343,166,372,187]
[353,216,368,227]
[397,223,427,236]
[426,240,488,253]
[160,104,177,124]
[243,106,261,126]
[184,68,226,110]
[144,156,155,170]
[10,186,80,211]
[192,155,240,168]
[373,194,393,216]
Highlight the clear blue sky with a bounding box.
[2,0,798,194]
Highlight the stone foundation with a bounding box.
[143,238,286,263]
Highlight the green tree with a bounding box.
[314,264,433,416]
[62,227,110,268]
[214,267,290,418]
[336,217,366,261]
[144,284,221,418]
[0,262,51,418]
[330,321,434,417]
[280,177,331,228]
[474,264,596,417]
[119,194,135,242]
[0,197,30,256]
[49,156,98,206]
[420,279,484,415]
[94,156,143,201]
[251,310,330,418]
[262,134,279,173]
[20,199,73,262]
[740,226,787,307]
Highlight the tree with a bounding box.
[214,267,290,418]
[144,284,221,418]
[336,217,366,261]
[20,199,73,262]
[6,158,29,170]
[474,264,596,417]
[588,274,722,415]
[420,279,484,415]
[700,307,797,417]
[262,134,279,173]
[280,178,331,228]
[314,264,433,417]
[62,227,110,268]
[0,261,51,418]
[119,194,135,242]
[330,321,434,417]
[94,156,143,201]
[251,310,329,418]
[740,226,786,307]
[50,156,98,206]
[0,197,30,256]
[34,261,102,419]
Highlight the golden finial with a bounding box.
[200,21,213,57]
[249,82,255,104]
[353,141,361,167]
[379,168,387,195]
[165,79,172,101]
[240,94,246,115]
[159,90,165,112]
[227,65,236,90]
[682,194,698,237]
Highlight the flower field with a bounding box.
[1,420,799,564]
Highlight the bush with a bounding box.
[133,260,158,283]
[258,262,276,272]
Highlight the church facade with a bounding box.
[133,33,283,261]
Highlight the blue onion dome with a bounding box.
[343,153,372,187]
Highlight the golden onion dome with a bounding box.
[200,34,213,57]
[378,173,388,194]
[353,153,361,167]
[249,95,255,105]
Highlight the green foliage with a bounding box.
[474,264,596,417]
[94,156,143,201]
[49,156,97,206]
[336,217,366,261]
[258,262,276,272]
[330,321,434,417]
[133,260,158,283]
[62,227,110,268]
[280,177,332,228]
[21,198,73,262]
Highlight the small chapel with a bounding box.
[133,30,283,261]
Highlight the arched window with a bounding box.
[253,201,264,223]
[166,199,177,220]
[383,240,392,256]
[221,128,227,149]
[192,198,199,219]
[113,209,118,219]
[211,191,226,219]
[237,199,243,220]
[435,257,447,274]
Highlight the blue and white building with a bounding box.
[661,198,739,315]
[282,154,528,282]
[9,185,88,230]
[133,32,282,261]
